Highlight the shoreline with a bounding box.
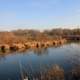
[0,39,67,53]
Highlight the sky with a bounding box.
[0,0,80,30]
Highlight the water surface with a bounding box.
[0,43,80,80]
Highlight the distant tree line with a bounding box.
[0,28,80,44]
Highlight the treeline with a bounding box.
[0,28,80,44]
[43,28,80,36]
[13,28,80,38]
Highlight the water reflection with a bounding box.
[33,48,48,56]
[0,54,6,62]
[0,43,79,80]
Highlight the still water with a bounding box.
[0,42,80,80]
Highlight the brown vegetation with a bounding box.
[0,28,80,52]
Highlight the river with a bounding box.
[0,42,80,80]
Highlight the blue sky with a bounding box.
[0,0,80,30]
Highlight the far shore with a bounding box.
[0,28,80,53]
[0,39,67,53]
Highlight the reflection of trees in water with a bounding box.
[21,56,64,80]
[33,48,48,56]
[21,54,80,80]
[27,64,80,80]
[0,44,80,80]
[5,57,80,80]
[22,63,64,80]
[43,64,64,80]
[16,45,80,80]
[65,49,80,80]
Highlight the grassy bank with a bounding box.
[0,28,80,53]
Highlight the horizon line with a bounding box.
[0,25,80,31]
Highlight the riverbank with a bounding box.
[0,39,67,53]
[0,28,80,53]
